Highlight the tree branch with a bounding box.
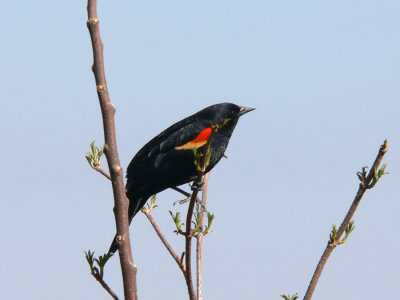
[142,207,185,272]
[303,140,389,300]
[93,165,112,180]
[143,177,211,300]
[142,127,218,300]
[196,172,210,300]
[92,272,119,300]
[86,1,138,299]
[85,250,119,300]
[184,127,218,300]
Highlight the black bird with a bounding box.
[108,102,254,254]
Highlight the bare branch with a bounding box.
[184,126,218,300]
[196,172,210,300]
[92,271,119,300]
[85,251,119,299]
[142,207,185,272]
[142,126,218,300]
[93,165,112,180]
[303,140,389,300]
[86,1,137,299]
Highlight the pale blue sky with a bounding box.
[1,1,399,299]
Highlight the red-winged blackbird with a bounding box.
[108,102,254,254]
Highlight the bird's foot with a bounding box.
[191,179,204,191]
[173,195,201,206]
[174,197,190,206]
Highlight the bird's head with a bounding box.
[200,103,255,134]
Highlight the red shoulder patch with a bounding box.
[175,127,212,150]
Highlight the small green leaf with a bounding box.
[169,211,184,234]
[85,250,97,276]
[192,210,201,235]
[94,252,112,279]
[368,163,388,189]
[356,166,368,182]
[85,141,104,169]
[192,147,202,171]
[378,163,386,177]
[205,148,212,168]
[85,250,95,269]
[90,141,96,154]
[146,195,158,210]
[341,220,355,244]
[85,250,111,279]
[204,212,215,235]
[280,293,298,300]
[329,224,337,243]
[86,155,93,167]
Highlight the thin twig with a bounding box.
[196,172,210,300]
[142,208,185,272]
[86,1,138,299]
[91,272,119,300]
[143,129,217,299]
[303,140,389,300]
[184,183,201,299]
[184,127,218,300]
[93,165,111,180]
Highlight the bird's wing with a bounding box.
[148,121,211,157]
[127,121,210,179]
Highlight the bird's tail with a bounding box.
[107,195,149,256]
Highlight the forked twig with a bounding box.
[184,126,218,300]
[143,124,219,300]
[85,251,118,299]
[93,165,111,180]
[303,140,389,300]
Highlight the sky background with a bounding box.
[1,1,399,299]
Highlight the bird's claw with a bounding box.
[191,180,204,191]
[174,197,190,206]
[173,196,201,206]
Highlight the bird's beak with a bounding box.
[239,106,255,116]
